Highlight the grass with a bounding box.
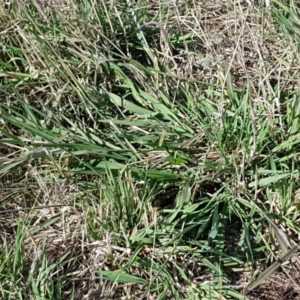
[1,0,300,299]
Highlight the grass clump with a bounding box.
[1,0,300,299]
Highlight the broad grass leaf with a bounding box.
[209,207,219,239]
[108,92,155,115]
[249,173,292,187]
[0,160,25,174]
[97,270,147,284]
[129,236,154,244]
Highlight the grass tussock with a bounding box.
[1,0,300,299]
